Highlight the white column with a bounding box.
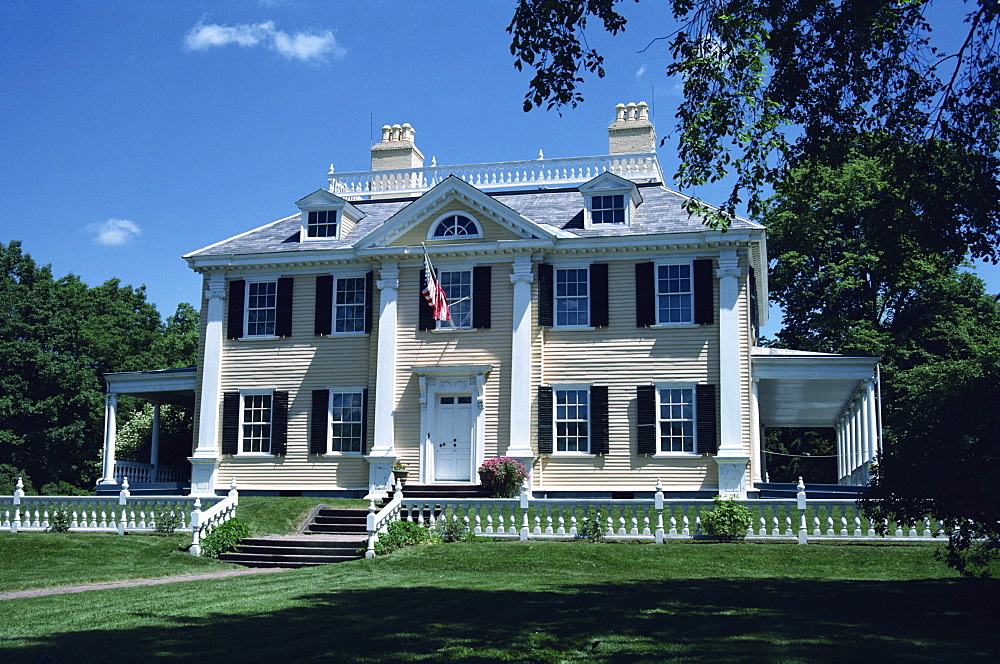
[98,392,119,487]
[865,378,879,465]
[749,376,762,484]
[189,273,226,496]
[149,401,161,483]
[852,400,862,481]
[835,419,844,484]
[506,256,534,459]
[713,250,749,497]
[367,262,399,497]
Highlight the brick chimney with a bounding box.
[608,102,655,154]
[370,123,425,171]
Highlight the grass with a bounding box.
[2,538,998,662]
[236,496,369,536]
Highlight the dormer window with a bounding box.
[590,195,626,224]
[429,213,481,240]
[579,172,642,230]
[307,210,338,238]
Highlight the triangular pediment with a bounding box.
[353,176,558,249]
[295,190,365,220]
[579,172,642,206]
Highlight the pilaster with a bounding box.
[506,256,535,461]
[189,273,226,496]
[367,262,400,496]
[714,249,748,497]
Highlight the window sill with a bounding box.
[550,452,596,457]
[649,323,701,330]
[238,335,280,341]
[319,331,369,338]
[320,452,364,457]
[429,327,477,333]
[551,325,596,332]
[232,453,277,459]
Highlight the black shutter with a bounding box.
[276,277,294,337]
[310,389,329,454]
[696,384,718,454]
[227,280,245,339]
[693,259,714,325]
[473,265,491,329]
[222,391,241,455]
[749,267,759,337]
[418,270,435,331]
[590,385,609,455]
[537,386,553,454]
[538,263,553,327]
[636,385,657,455]
[271,391,288,455]
[590,263,609,328]
[364,271,374,334]
[635,262,655,327]
[361,387,370,452]
[315,275,333,335]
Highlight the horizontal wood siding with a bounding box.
[217,271,371,490]
[391,200,523,247]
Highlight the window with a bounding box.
[431,214,480,239]
[241,393,272,454]
[439,269,473,329]
[335,277,366,333]
[590,194,625,224]
[246,281,277,336]
[330,391,365,452]
[656,264,693,324]
[555,388,590,453]
[555,268,589,326]
[307,210,338,238]
[658,387,695,453]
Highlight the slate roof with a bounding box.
[186,183,762,258]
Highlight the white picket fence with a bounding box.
[393,480,940,544]
[1,477,240,556]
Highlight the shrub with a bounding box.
[701,496,753,540]
[200,517,251,558]
[154,509,183,534]
[374,520,433,555]
[48,507,72,533]
[436,515,478,542]
[0,465,34,495]
[478,457,528,498]
[579,508,606,542]
[40,480,90,496]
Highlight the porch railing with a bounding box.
[398,479,940,544]
[365,479,404,558]
[113,461,188,484]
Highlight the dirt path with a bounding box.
[0,567,288,600]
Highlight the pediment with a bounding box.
[295,189,364,220]
[579,172,642,206]
[353,176,558,249]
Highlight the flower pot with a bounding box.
[391,470,408,486]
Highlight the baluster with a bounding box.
[569,504,578,536]
[473,506,482,534]
[812,509,821,536]
[681,508,690,537]
[641,506,650,536]
[605,508,613,537]
[922,517,932,538]
[908,521,918,538]
[556,505,566,535]
[668,506,677,537]
[853,509,863,538]
[784,506,793,537]
[894,521,904,538]
[533,503,541,535]
[839,506,848,537]
[486,509,493,534]
[543,504,552,534]
[826,506,835,536]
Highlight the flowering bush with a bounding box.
[478,457,528,498]
[391,461,408,471]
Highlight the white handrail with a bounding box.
[365,480,404,558]
[189,481,239,556]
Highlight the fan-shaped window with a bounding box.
[431,214,480,239]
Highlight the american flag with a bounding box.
[422,247,450,321]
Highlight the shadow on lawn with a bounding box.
[4,577,998,663]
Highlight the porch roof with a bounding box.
[751,348,879,428]
[103,367,197,407]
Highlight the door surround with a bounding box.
[412,365,491,485]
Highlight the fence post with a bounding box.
[11,477,24,533]
[117,477,130,535]
[519,480,530,541]
[188,498,202,556]
[228,478,239,504]
[365,498,377,559]
[654,479,664,544]
[796,477,808,545]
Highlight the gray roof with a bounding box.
[187,184,762,258]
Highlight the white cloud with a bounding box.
[87,218,142,246]
[635,64,648,79]
[183,20,343,63]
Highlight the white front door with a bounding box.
[432,395,473,482]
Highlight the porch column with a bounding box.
[98,392,119,487]
[149,401,161,483]
[852,400,862,481]
[836,418,845,484]
[367,262,399,496]
[506,256,535,472]
[749,376,762,484]
[714,250,749,497]
[190,273,226,496]
[865,377,879,466]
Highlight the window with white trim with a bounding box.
[658,387,696,453]
[555,388,590,453]
[590,194,626,224]
[438,269,473,329]
[334,277,366,333]
[306,210,338,238]
[555,267,590,326]
[241,392,273,454]
[246,280,277,336]
[656,264,693,324]
[431,214,480,239]
[330,391,365,453]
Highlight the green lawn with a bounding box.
[2,539,997,663]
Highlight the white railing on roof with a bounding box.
[328,153,663,200]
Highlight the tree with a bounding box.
[509,0,1000,235]
[0,241,199,490]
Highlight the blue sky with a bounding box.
[2,1,997,338]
